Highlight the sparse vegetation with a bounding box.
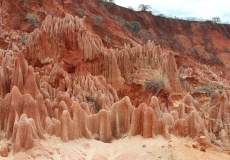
[26,13,37,26]
[212,17,221,23]
[115,20,122,26]
[123,21,141,33]
[76,8,87,16]
[158,13,166,18]
[98,0,115,7]
[93,15,103,24]
[208,53,223,64]
[138,4,151,11]
[86,95,100,113]
[127,40,134,47]
[103,35,110,46]
[2,32,9,38]
[195,85,213,93]
[98,0,115,10]
[21,36,28,45]
[127,6,134,10]
[195,85,215,98]
[144,71,169,96]
[108,0,115,3]
[100,0,115,3]
[218,89,223,95]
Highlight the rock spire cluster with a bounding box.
[0,14,229,156]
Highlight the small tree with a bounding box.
[212,17,221,23]
[138,4,151,11]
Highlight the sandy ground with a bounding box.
[2,135,230,160]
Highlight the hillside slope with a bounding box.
[1,0,230,66]
[0,0,230,159]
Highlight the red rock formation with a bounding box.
[130,103,148,136]
[157,118,171,139]
[0,5,229,155]
[0,144,9,157]
[97,109,112,142]
[110,96,134,138]
[178,94,198,119]
[165,52,182,92]
[24,14,124,90]
[162,113,175,133]
[71,101,92,139]
[173,119,188,137]
[13,114,40,153]
[143,107,157,138]
[60,110,74,142]
[186,111,206,138]
[114,42,182,92]
[149,96,162,119]
[130,103,158,138]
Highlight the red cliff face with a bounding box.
[0,0,230,158]
[2,0,230,66]
[104,4,230,65]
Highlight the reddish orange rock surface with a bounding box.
[0,0,229,158]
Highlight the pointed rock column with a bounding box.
[110,96,134,138]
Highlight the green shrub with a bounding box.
[212,17,221,23]
[124,21,141,33]
[218,89,223,95]
[21,36,28,45]
[98,0,115,9]
[195,85,215,98]
[158,14,166,18]
[195,85,213,93]
[144,72,169,96]
[128,6,134,10]
[76,8,87,16]
[93,15,103,24]
[26,13,37,26]
[115,20,122,26]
